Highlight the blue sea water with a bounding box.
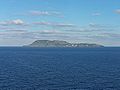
[0,47,120,90]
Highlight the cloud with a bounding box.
[54,23,75,27]
[29,10,64,17]
[0,25,28,33]
[89,23,97,27]
[9,19,24,25]
[64,28,102,33]
[88,23,106,28]
[0,19,25,26]
[87,33,120,40]
[115,9,120,14]
[92,12,101,16]
[103,33,120,38]
[88,23,112,28]
[5,29,27,33]
[89,23,106,27]
[37,30,61,34]
[34,21,76,27]
[0,30,68,40]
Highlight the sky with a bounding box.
[0,0,120,46]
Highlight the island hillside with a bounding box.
[25,40,104,47]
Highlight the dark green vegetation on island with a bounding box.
[25,40,104,47]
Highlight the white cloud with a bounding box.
[103,33,120,38]
[34,21,75,27]
[88,23,109,28]
[92,12,101,16]
[38,30,61,34]
[30,11,50,16]
[115,9,120,14]
[10,19,24,25]
[29,10,64,17]
[0,19,25,26]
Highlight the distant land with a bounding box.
[25,40,104,47]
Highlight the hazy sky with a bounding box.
[0,0,120,46]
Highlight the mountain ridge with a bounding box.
[25,40,104,47]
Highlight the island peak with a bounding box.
[25,40,104,47]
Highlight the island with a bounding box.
[25,40,104,47]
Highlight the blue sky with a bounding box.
[0,0,120,46]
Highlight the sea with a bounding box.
[0,47,120,90]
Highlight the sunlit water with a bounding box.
[0,47,120,90]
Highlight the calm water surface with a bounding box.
[0,47,120,90]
